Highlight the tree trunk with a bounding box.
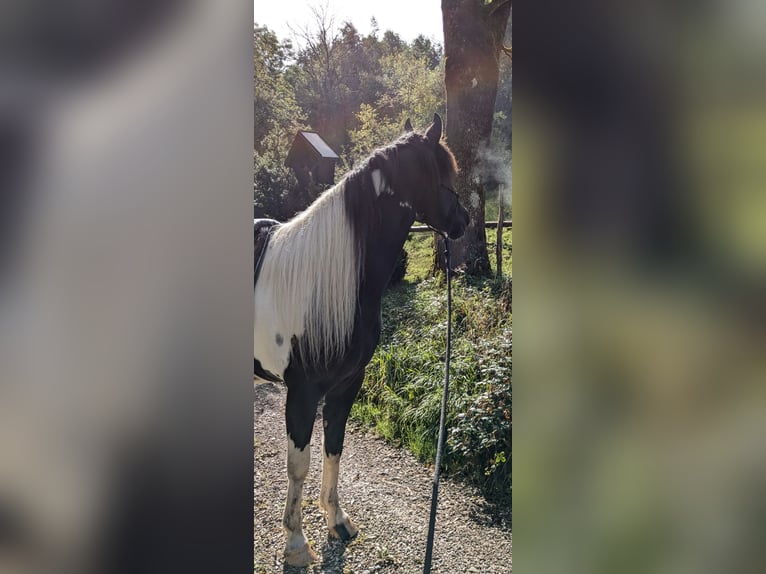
[435,0,511,276]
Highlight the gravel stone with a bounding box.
[255,381,512,573]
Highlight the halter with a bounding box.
[415,184,460,229]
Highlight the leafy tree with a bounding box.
[254,24,304,219]
[412,35,442,70]
[381,30,405,56]
[287,6,357,151]
[348,51,445,164]
[285,8,444,165]
[254,10,511,233]
[369,16,379,39]
[348,104,410,165]
[254,24,302,157]
[378,52,444,121]
[335,23,386,130]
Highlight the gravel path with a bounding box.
[254,381,512,573]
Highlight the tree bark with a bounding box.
[435,0,511,276]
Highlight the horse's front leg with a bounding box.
[283,387,319,567]
[320,372,364,541]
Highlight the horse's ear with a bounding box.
[404,118,413,132]
[425,113,442,145]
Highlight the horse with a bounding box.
[253,113,470,567]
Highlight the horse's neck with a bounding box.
[360,204,414,301]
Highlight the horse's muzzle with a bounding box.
[447,204,470,239]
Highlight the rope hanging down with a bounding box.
[423,236,452,574]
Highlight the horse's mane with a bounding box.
[260,132,455,366]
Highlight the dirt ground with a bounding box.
[254,381,512,573]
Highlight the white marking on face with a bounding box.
[470,191,481,209]
[371,169,392,196]
[472,77,478,88]
[399,201,412,210]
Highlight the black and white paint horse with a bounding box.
[254,114,469,567]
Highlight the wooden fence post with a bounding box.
[496,199,504,277]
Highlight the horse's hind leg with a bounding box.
[320,372,364,541]
[282,386,320,567]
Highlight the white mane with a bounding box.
[258,180,360,366]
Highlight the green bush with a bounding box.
[253,153,315,221]
[254,154,291,220]
[352,268,512,498]
[448,329,511,495]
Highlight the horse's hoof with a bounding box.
[284,543,318,567]
[329,518,358,542]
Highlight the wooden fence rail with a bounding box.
[409,220,512,233]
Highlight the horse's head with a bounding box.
[392,114,470,239]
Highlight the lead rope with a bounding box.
[423,235,452,574]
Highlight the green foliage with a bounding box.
[388,249,408,286]
[351,236,512,497]
[486,187,512,221]
[404,230,512,282]
[254,24,306,219]
[448,331,511,493]
[254,24,303,157]
[254,21,452,207]
[378,52,445,126]
[348,104,402,163]
[382,30,405,56]
[348,50,445,164]
[402,234,435,282]
[253,152,298,220]
[412,35,442,70]
[286,17,400,153]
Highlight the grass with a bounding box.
[352,231,512,497]
[404,227,512,282]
